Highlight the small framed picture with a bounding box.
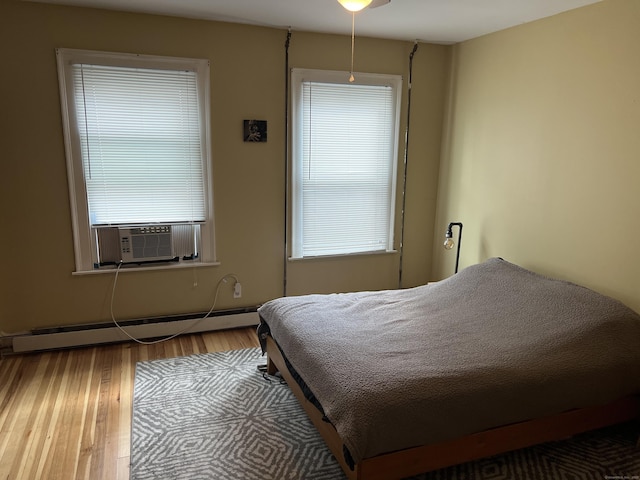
[243,120,267,142]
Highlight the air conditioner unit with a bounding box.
[119,226,175,263]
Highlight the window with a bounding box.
[290,68,402,259]
[56,49,215,272]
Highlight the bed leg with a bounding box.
[266,356,278,376]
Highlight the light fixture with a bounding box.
[444,222,463,274]
[337,0,372,82]
[337,0,372,11]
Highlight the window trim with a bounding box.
[56,48,215,273]
[290,68,403,260]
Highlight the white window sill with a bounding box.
[288,250,397,262]
[72,261,221,276]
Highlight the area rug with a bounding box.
[131,347,640,480]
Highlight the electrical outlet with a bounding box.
[233,282,242,299]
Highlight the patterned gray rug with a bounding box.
[131,347,640,480]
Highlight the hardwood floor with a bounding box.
[0,327,259,480]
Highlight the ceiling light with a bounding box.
[337,0,372,12]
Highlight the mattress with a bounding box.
[257,258,640,466]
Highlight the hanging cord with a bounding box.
[398,41,419,289]
[110,262,240,345]
[283,27,292,297]
[79,64,92,179]
[349,12,356,82]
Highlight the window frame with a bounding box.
[290,68,403,260]
[56,48,216,273]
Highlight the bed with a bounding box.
[257,257,640,479]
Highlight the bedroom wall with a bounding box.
[0,0,448,334]
[432,0,640,313]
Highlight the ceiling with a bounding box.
[27,0,601,43]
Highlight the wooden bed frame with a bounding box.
[265,335,639,480]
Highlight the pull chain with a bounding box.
[349,11,355,82]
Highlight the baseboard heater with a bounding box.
[9,307,260,354]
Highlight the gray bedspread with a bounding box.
[257,258,640,466]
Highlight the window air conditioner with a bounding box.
[119,226,175,263]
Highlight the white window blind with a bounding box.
[72,63,206,226]
[291,69,402,258]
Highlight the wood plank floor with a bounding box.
[0,327,259,480]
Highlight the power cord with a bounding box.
[110,262,240,345]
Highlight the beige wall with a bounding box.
[0,0,448,333]
[433,0,640,312]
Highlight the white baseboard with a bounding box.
[11,311,259,353]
